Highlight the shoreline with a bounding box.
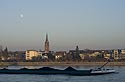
[1,62,125,66]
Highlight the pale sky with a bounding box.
[0,0,125,51]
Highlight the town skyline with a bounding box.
[0,33,125,52]
[0,0,125,51]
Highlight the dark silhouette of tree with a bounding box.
[32,55,42,62]
[75,46,81,61]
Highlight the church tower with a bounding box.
[44,33,49,53]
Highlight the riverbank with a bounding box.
[1,62,125,66]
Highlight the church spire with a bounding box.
[45,33,49,53]
[46,33,48,42]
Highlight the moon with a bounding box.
[20,14,24,18]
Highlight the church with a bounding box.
[44,33,49,53]
[25,33,50,60]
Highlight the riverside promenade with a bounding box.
[1,62,125,66]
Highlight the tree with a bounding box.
[75,46,81,61]
[32,55,42,62]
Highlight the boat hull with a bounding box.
[0,69,91,76]
[0,67,116,76]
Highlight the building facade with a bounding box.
[120,49,125,60]
[113,49,121,60]
[25,50,39,60]
[55,51,66,60]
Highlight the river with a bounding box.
[0,66,124,82]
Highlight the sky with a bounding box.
[0,0,125,51]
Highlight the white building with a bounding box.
[121,49,125,54]
[121,49,125,59]
[25,50,40,60]
[79,54,88,60]
[104,54,111,59]
[113,49,121,60]
[89,52,100,57]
